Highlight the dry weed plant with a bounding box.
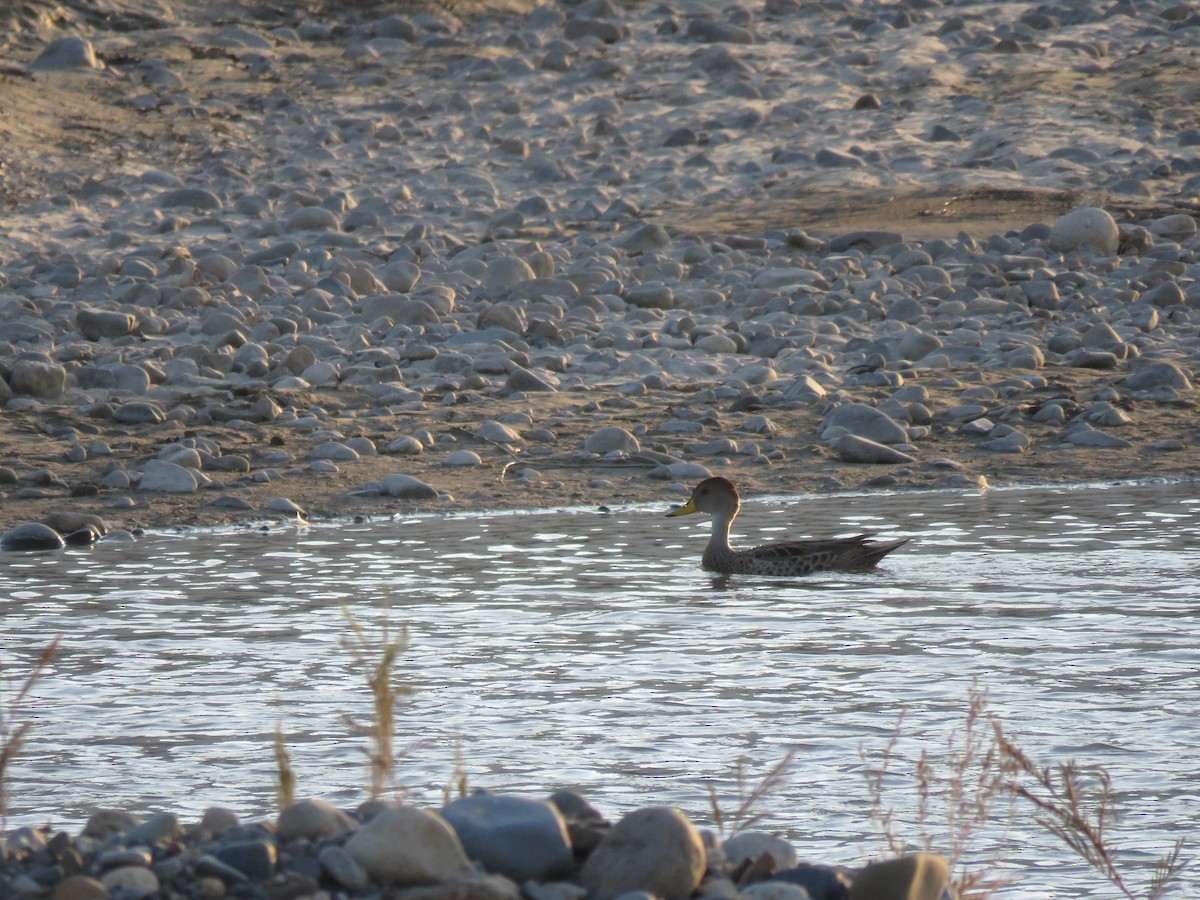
[705,747,798,837]
[339,604,418,802]
[993,720,1189,900]
[0,638,59,832]
[273,720,297,811]
[861,687,1013,900]
[863,686,1190,900]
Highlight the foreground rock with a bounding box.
[0,793,951,900]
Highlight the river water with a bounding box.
[2,481,1198,898]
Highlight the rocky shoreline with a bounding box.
[2,793,952,900]
[0,0,1197,542]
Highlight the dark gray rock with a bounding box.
[1,522,66,552]
[441,793,574,882]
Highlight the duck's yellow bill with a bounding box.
[666,498,699,517]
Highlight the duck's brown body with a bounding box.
[667,477,908,577]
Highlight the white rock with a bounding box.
[583,426,640,455]
[1048,207,1119,256]
[444,450,483,466]
[31,37,100,71]
[137,460,199,493]
[484,256,537,291]
[310,442,360,461]
[476,420,524,444]
[386,436,424,455]
[267,498,307,516]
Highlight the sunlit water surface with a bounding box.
[2,482,1198,898]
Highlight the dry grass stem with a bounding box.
[442,737,470,806]
[862,686,1014,900]
[339,604,415,802]
[706,747,798,837]
[273,720,297,811]
[863,686,1189,900]
[994,720,1189,900]
[0,638,60,831]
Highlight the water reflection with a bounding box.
[1,482,1198,897]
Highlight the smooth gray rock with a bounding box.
[77,308,138,340]
[833,434,915,464]
[30,37,99,71]
[581,807,705,900]
[444,450,483,466]
[1125,361,1192,392]
[137,460,198,493]
[742,883,813,900]
[1065,426,1132,449]
[319,845,370,891]
[214,841,277,881]
[440,793,573,882]
[1048,207,1119,255]
[1,522,66,552]
[8,360,67,398]
[380,474,439,499]
[158,188,223,210]
[125,812,179,845]
[345,806,473,886]
[507,367,558,392]
[310,441,360,461]
[113,401,167,425]
[723,832,798,869]
[584,426,640,455]
[277,799,354,841]
[476,421,523,444]
[822,403,908,444]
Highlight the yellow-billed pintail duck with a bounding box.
[666,476,908,576]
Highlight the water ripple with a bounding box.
[1,482,1198,898]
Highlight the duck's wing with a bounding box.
[746,534,909,572]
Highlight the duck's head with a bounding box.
[666,476,741,518]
